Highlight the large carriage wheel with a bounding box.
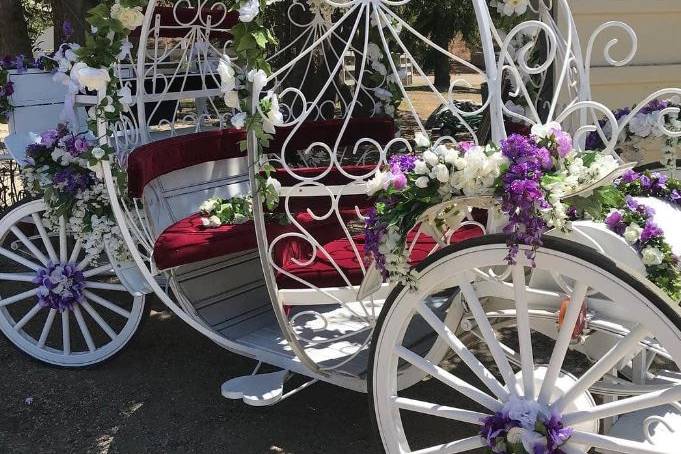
[370,235,681,454]
[0,199,146,367]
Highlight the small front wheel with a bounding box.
[370,235,681,454]
[0,199,146,368]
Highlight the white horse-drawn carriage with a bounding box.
[2,0,681,452]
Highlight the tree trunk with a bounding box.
[432,32,452,90]
[0,0,32,56]
[51,0,98,45]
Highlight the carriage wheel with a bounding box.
[0,199,146,367]
[370,235,681,454]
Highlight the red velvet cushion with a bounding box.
[128,118,395,198]
[127,129,246,198]
[277,225,484,289]
[153,208,362,270]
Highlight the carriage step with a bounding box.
[598,403,681,452]
[221,370,289,407]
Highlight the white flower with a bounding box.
[414,131,431,148]
[374,87,392,102]
[432,163,449,183]
[239,0,260,23]
[199,199,219,214]
[423,149,439,167]
[415,176,430,188]
[505,397,544,430]
[501,0,529,16]
[367,171,390,196]
[110,3,145,31]
[231,112,248,129]
[623,223,643,244]
[629,113,653,138]
[531,121,562,140]
[266,176,282,195]
[118,85,133,107]
[263,91,284,134]
[642,246,665,266]
[248,69,268,95]
[507,427,526,444]
[413,160,429,175]
[92,147,106,160]
[224,90,240,109]
[73,65,111,92]
[118,38,134,61]
[202,215,222,228]
[218,57,236,92]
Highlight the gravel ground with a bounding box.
[0,299,385,454]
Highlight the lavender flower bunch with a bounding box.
[480,398,573,454]
[33,262,86,311]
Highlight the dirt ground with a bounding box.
[0,299,386,454]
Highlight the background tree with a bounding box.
[401,1,479,89]
[50,0,98,45]
[0,0,32,56]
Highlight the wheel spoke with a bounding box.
[62,310,70,355]
[83,264,111,278]
[81,301,117,340]
[10,226,49,265]
[84,290,131,318]
[69,239,82,263]
[85,281,127,292]
[72,306,96,352]
[0,272,36,282]
[1,288,38,307]
[417,301,509,400]
[552,324,649,412]
[32,213,58,262]
[0,246,42,271]
[410,435,485,454]
[58,217,67,263]
[392,396,489,424]
[78,254,98,271]
[538,282,588,404]
[569,430,670,454]
[395,345,502,412]
[38,309,57,347]
[512,264,535,398]
[563,384,681,426]
[459,281,520,396]
[14,303,42,331]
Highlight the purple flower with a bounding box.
[389,163,408,190]
[553,128,573,158]
[544,411,574,452]
[620,169,640,184]
[641,220,664,243]
[73,136,91,154]
[62,20,74,40]
[639,175,652,190]
[641,99,669,115]
[14,55,26,73]
[40,129,60,148]
[605,210,626,235]
[364,208,389,280]
[388,154,417,173]
[459,141,474,153]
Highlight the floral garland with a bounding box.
[576,169,681,300]
[481,398,573,454]
[585,98,681,167]
[22,124,128,259]
[365,125,620,285]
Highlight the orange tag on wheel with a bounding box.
[558,296,587,340]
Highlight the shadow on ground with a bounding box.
[0,298,381,454]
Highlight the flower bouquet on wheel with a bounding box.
[362,124,631,291]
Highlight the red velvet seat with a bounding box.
[277,225,484,289]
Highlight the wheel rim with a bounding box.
[372,240,681,454]
[0,200,144,367]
